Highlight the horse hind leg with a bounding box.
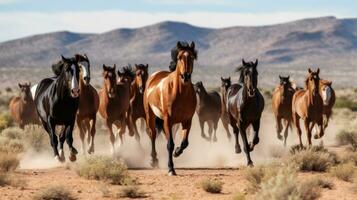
[199,118,208,140]
[230,118,241,154]
[275,116,283,141]
[304,120,312,146]
[146,109,158,168]
[293,113,303,148]
[208,120,214,142]
[283,119,290,147]
[221,117,232,141]
[76,117,86,155]
[212,120,218,142]
[314,117,325,139]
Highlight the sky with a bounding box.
[0,0,355,42]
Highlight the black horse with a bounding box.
[225,59,264,166]
[34,55,81,162]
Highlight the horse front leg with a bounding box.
[304,120,312,146]
[275,115,283,140]
[65,121,78,162]
[47,117,60,161]
[240,122,253,166]
[163,116,175,176]
[88,117,96,154]
[250,119,261,151]
[58,126,67,162]
[105,120,115,155]
[199,118,207,140]
[173,120,192,158]
[283,119,290,147]
[229,116,241,154]
[293,113,303,148]
[146,111,158,168]
[76,116,86,154]
[314,116,325,139]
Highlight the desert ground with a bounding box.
[0,88,357,200]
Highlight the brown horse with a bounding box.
[319,79,335,129]
[292,68,324,147]
[225,59,264,166]
[9,82,39,129]
[194,81,221,142]
[143,41,197,176]
[75,54,99,154]
[127,64,149,142]
[272,75,295,146]
[99,65,135,154]
[220,77,232,141]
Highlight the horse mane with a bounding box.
[51,60,64,77]
[75,54,89,63]
[119,65,136,80]
[135,64,148,71]
[170,41,198,71]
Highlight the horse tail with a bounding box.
[155,117,164,134]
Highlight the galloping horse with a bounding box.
[272,75,295,146]
[194,81,221,142]
[99,65,135,154]
[9,82,39,129]
[128,64,149,142]
[34,56,80,162]
[320,79,335,129]
[143,41,197,176]
[292,68,324,147]
[220,77,232,140]
[225,59,264,166]
[74,54,99,154]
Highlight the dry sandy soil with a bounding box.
[0,112,356,200]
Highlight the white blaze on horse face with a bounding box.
[321,86,331,105]
[79,62,89,79]
[30,84,38,100]
[71,65,79,95]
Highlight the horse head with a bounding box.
[237,59,258,97]
[117,65,136,84]
[18,82,32,103]
[306,68,320,97]
[220,77,231,91]
[102,64,117,98]
[61,55,80,98]
[75,54,90,85]
[320,79,332,105]
[194,81,205,95]
[134,64,149,94]
[176,41,197,84]
[279,75,291,98]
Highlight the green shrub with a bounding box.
[200,178,223,194]
[33,186,76,200]
[75,155,129,185]
[335,96,357,111]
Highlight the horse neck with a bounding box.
[307,84,320,105]
[55,72,70,99]
[172,67,191,96]
[220,87,227,110]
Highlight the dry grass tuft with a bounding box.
[24,125,48,152]
[200,178,223,194]
[0,173,26,188]
[75,155,129,185]
[336,130,357,151]
[118,185,146,198]
[243,163,280,192]
[330,163,356,182]
[33,185,76,200]
[0,153,19,172]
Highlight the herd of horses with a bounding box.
[8,41,335,175]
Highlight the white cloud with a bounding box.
[145,0,233,5]
[0,0,21,4]
[0,10,350,42]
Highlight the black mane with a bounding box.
[169,41,197,71]
[235,61,258,83]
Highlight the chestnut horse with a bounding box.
[99,65,135,154]
[292,68,324,147]
[9,82,39,129]
[225,59,264,166]
[143,41,197,176]
[75,54,99,154]
[272,75,295,146]
[128,64,149,142]
[194,81,221,142]
[220,77,232,140]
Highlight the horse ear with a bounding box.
[328,81,332,86]
[177,41,182,49]
[242,59,247,66]
[317,68,320,74]
[254,59,258,67]
[228,77,231,81]
[287,75,290,80]
[190,41,195,49]
[279,75,282,79]
[113,64,116,70]
[146,64,149,69]
[18,83,22,88]
[102,64,106,71]
[84,54,88,60]
[134,64,138,70]
[221,77,224,81]
[308,68,312,73]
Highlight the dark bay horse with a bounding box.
[128,64,149,142]
[99,65,135,154]
[220,77,232,140]
[34,56,80,162]
[74,54,99,154]
[272,75,295,146]
[292,68,324,147]
[194,81,221,142]
[9,82,39,129]
[225,59,264,166]
[144,41,197,176]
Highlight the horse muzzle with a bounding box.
[71,88,80,98]
[181,73,191,83]
[248,88,256,97]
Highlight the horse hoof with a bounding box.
[168,170,177,176]
[235,146,242,154]
[277,134,283,141]
[54,156,61,162]
[69,154,77,162]
[150,159,159,168]
[173,147,182,157]
[71,148,78,155]
[249,142,255,152]
[213,137,218,142]
[247,162,254,167]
